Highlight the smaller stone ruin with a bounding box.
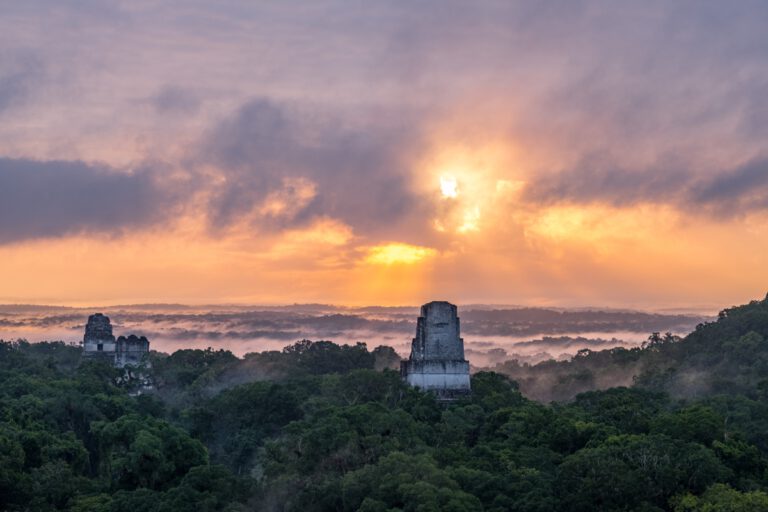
[115,335,150,368]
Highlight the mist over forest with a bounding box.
[0,303,706,369]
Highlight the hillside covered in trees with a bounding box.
[496,294,768,402]
[2,295,768,511]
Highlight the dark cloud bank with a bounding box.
[0,158,172,244]
[525,156,768,217]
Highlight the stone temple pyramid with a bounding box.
[400,301,471,399]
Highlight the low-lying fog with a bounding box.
[0,304,711,367]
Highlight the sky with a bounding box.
[1,1,767,309]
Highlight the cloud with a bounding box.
[0,50,44,113]
[523,155,687,206]
[691,159,768,215]
[149,86,201,115]
[199,99,429,237]
[0,158,176,243]
[0,96,432,246]
[524,156,768,217]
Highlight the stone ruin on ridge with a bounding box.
[400,301,471,399]
[83,313,116,355]
[82,313,150,368]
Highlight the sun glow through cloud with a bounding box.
[458,206,481,233]
[365,243,437,265]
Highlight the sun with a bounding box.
[439,175,459,198]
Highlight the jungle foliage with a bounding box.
[3,296,768,511]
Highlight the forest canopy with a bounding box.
[2,295,768,511]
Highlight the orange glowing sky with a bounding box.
[1,1,767,310]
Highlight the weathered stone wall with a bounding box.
[115,334,150,368]
[410,302,465,361]
[402,360,471,391]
